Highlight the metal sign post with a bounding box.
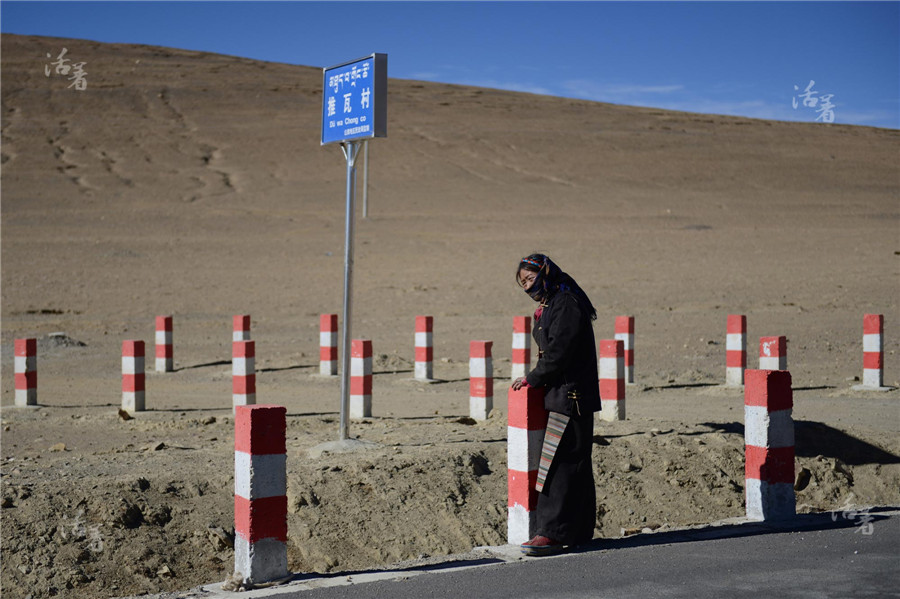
[362,140,370,219]
[321,54,387,441]
[338,141,359,440]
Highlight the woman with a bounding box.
[511,253,600,556]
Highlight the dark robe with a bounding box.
[525,288,599,545]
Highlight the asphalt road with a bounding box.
[198,509,900,599]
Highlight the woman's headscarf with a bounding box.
[517,254,597,320]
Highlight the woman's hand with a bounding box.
[511,377,528,390]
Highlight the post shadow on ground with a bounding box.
[397,438,507,449]
[372,368,415,375]
[259,364,317,374]
[285,411,340,418]
[792,385,836,391]
[363,414,485,422]
[171,361,318,373]
[170,360,231,372]
[641,382,720,391]
[145,406,233,413]
[18,402,118,410]
[403,376,468,384]
[697,420,900,466]
[570,507,898,555]
[593,428,682,444]
[273,555,507,587]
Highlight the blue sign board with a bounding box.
[321,53,387,145]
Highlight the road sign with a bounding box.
[320,53,387,441]
[321,53,387,145]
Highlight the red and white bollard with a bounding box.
[233,315,251,342]
[234,404,288,586]
[233,341,256,413]
[759,336,786,371]
[511,316,531,380]
[415,316,434,381]
[319,314,338,377]
[615,316,635,384]
[469,341,493,420]
[598,339,625,421]
[350,339,372,418]
[744,369,795,521]
[507,385,548,544]
[14,338,37,407]
[859,314,888,390]
[122,340,145,414]
[726,314,747,386]
[155,315,173,372]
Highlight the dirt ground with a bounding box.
[1,34,898,599]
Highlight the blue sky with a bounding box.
[2,1,898,129]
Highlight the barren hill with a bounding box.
[3,33,897,352]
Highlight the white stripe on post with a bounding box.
[233,341,256,413]
[319,314,338,376]
[469,341,493,420]
[759,336,787,371]
[122,340,145,414]
[598,339,625,421]
[744,369,795,521]
[234,404,288,586]
[726,314,747,386]
[14,338,37,407]
[615,316,635,384]
[233,315,251,342]
[507,385,548,544]
[415,316,433,381]
[155,315,173,372]
[511,316,531,380]
[350,339,372,418]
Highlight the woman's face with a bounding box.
[518,268,538,291]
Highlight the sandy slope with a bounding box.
[1,34,898,598]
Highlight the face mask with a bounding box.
[524,270,545,302]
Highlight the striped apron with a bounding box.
[535,411,570,493]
